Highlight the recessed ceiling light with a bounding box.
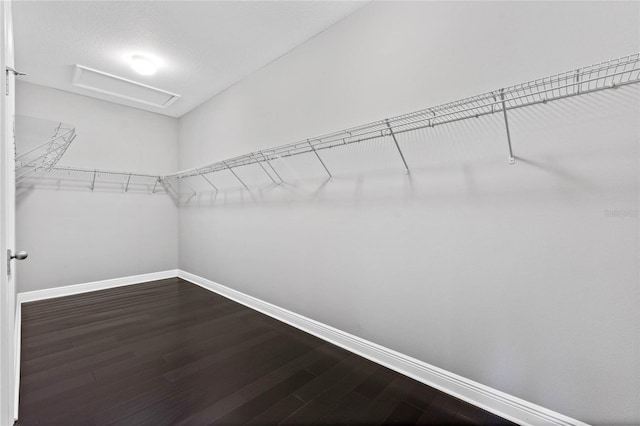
[130,55,157,76]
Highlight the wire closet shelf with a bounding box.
[38,166,168,193]
[14,117,168,193]
[161,52,640,194]
[15,122,76,184]
[25,53,640,195]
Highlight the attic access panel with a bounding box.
[72,65,180,109]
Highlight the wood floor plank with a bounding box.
[214,370,316,425]
[177,343,330,425]
[17,278,515,426]
[280,358,380,424]
[354,365,398,400]
[383,400,423,425]
[343,376,414,425]
[245,394,306,425]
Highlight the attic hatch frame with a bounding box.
[16,53,640,197]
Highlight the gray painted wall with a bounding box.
[15,81,179,292]
[177,2,639,424]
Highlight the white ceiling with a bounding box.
[13,1,364,118]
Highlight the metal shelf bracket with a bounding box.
[307,139,332,178]
[224,161,250,190]
[385,119,410,173]
[499,90,516,165]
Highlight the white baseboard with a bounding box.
[178,269,588,426]
[16,270,179,304]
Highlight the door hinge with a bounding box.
[5,66,26,96]
[6,66,26,76]
[6,250,12,275]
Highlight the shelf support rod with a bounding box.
[125,174,132,192]
[499,89,516,164]
[152,178,160,194]
[385,119,410,173]
[224,161,249,190]
[260,151,284,183]
[252,153,277,184]
[308,140,332,178]
[197,168,218,191]
[90,169,97,191]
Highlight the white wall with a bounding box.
[15,81,179,293]
[177,2,640,424]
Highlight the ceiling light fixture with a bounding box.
[130,55,157,76]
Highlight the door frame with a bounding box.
[0,0,17,424]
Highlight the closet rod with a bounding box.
[166,52,640,184]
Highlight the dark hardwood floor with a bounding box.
[18,278,517,425]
